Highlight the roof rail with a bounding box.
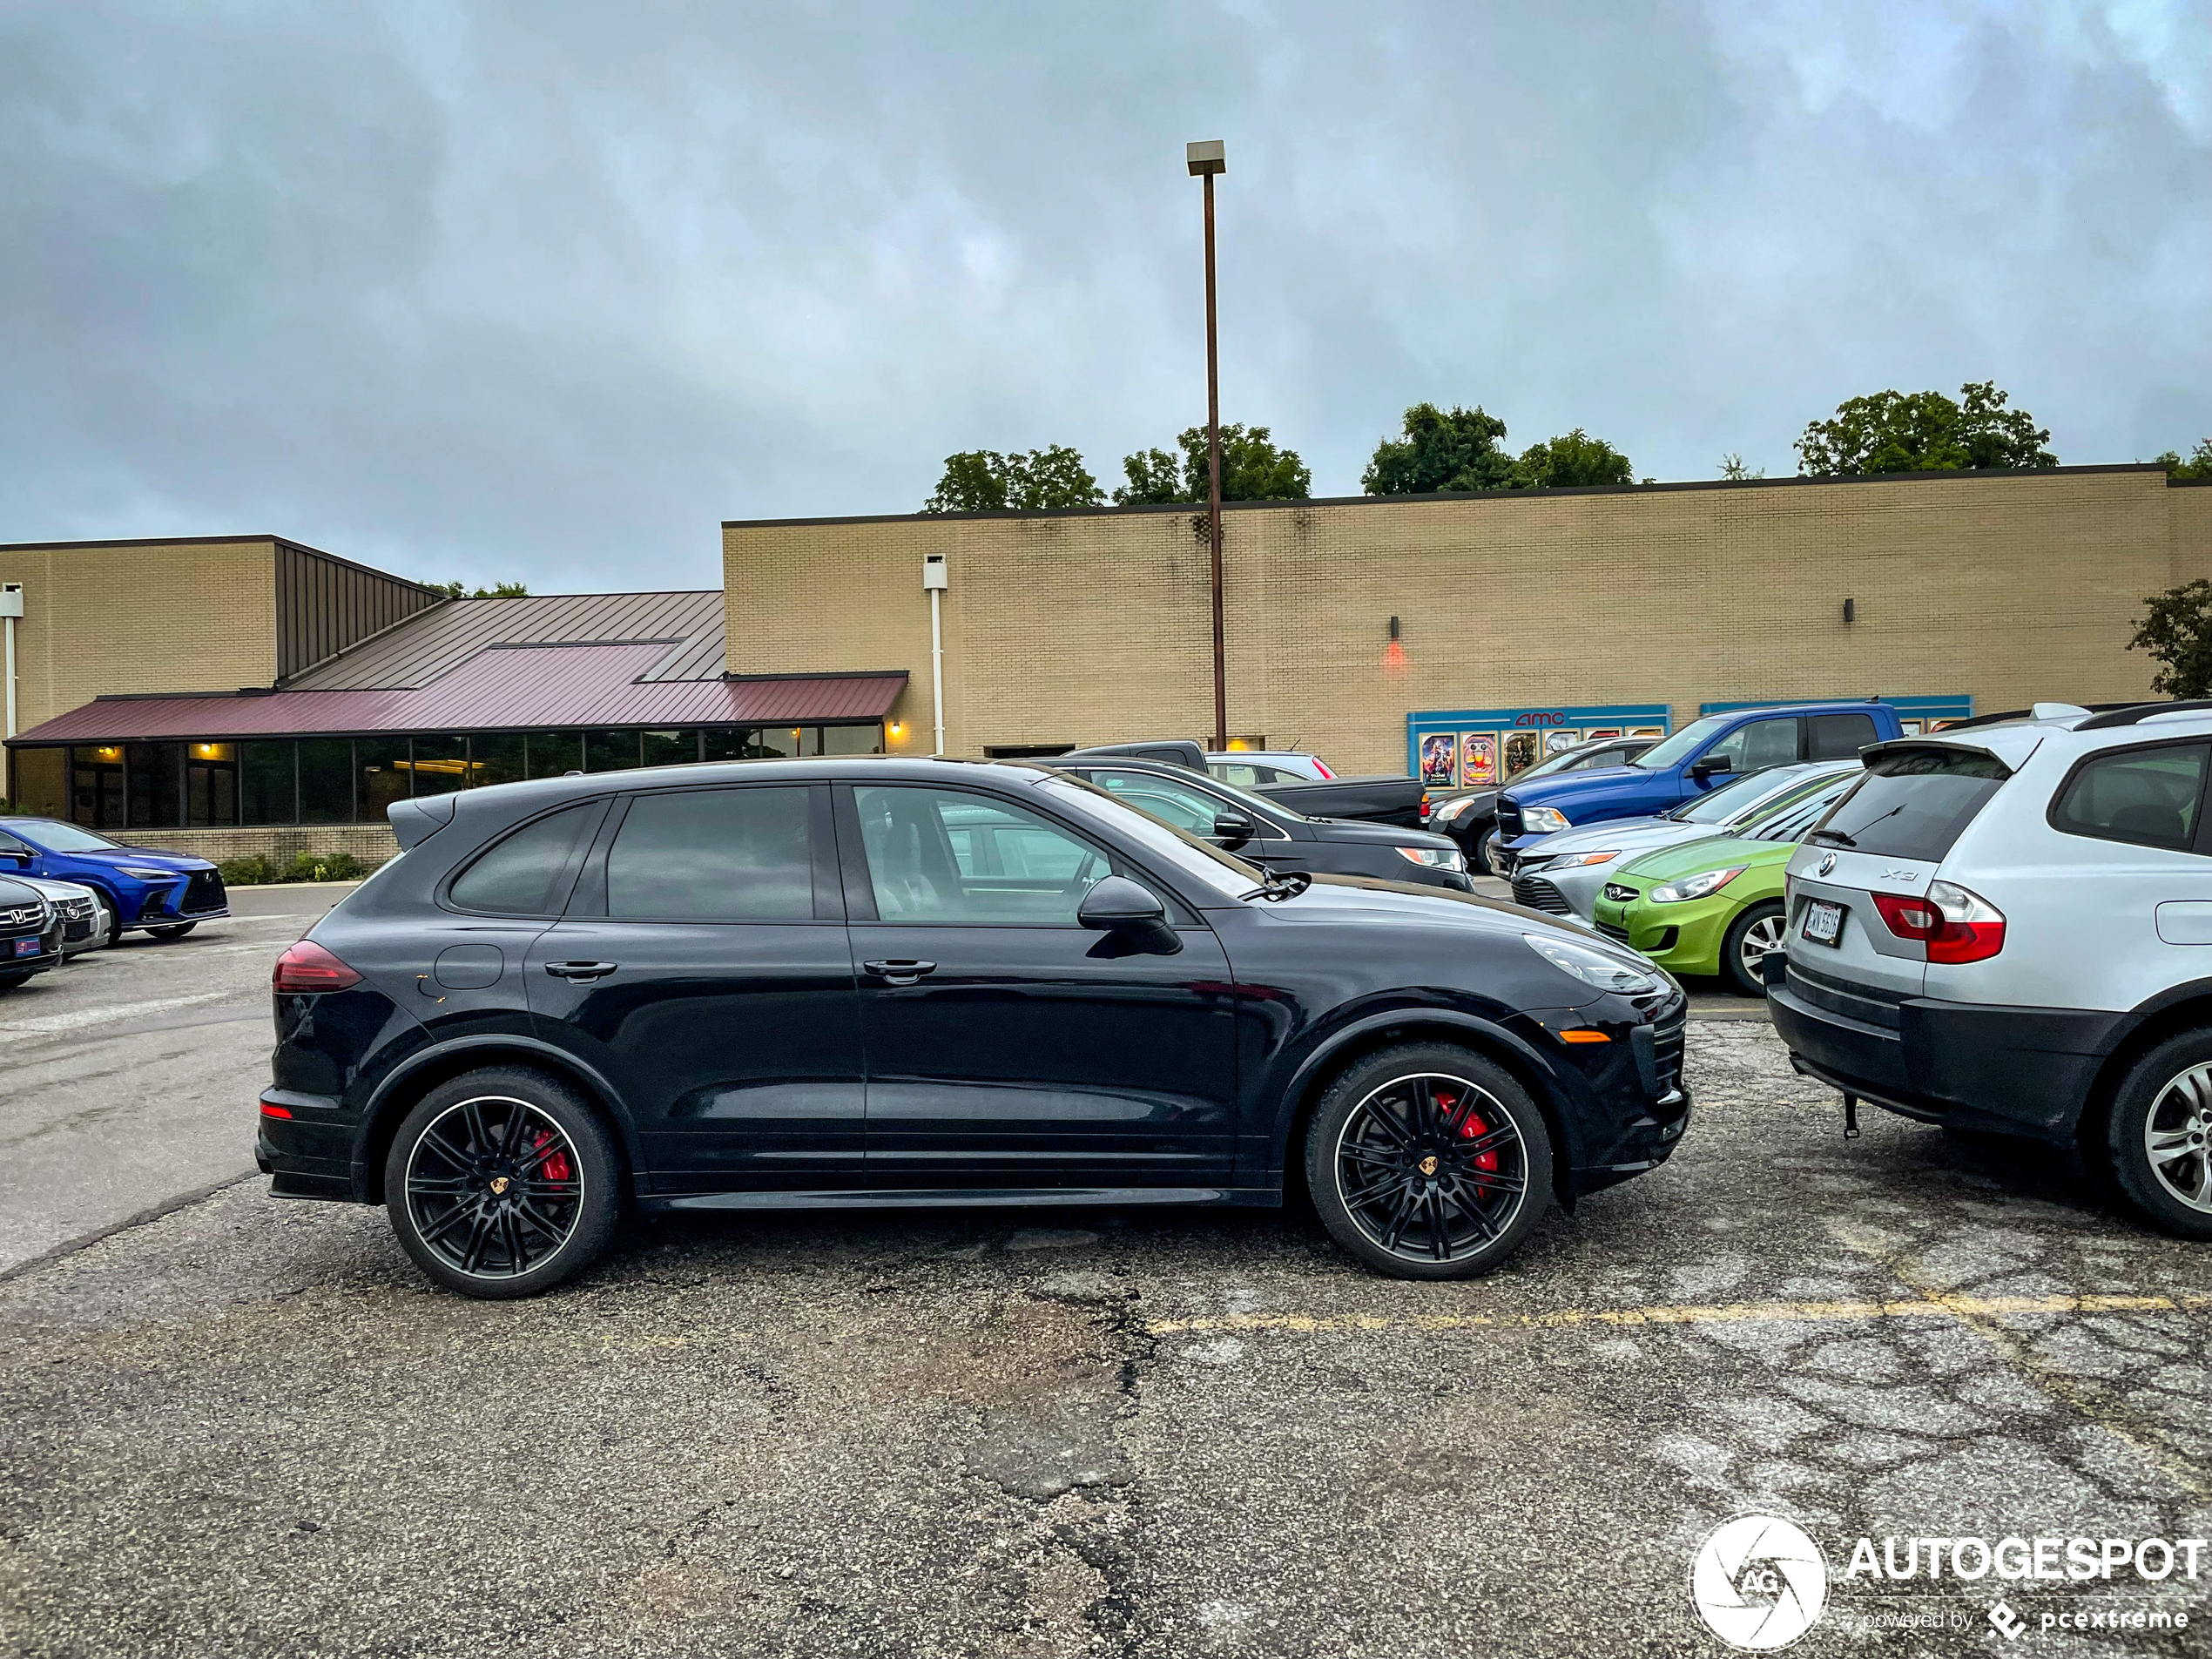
[2076,699,2212,732]
[1933,702,2138,733]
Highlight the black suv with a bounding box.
[259,758,1690,1298]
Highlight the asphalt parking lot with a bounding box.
[3,901,2209,1656]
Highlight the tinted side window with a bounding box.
[1706,718,1800,772]
[607,786,813,920]
[448,801,603,914]
[1089,769,1258,838]
[2051,744,2208,853]
[1807,713,1878,759]
[1811,747,2010,861]
[855,786,1110,923]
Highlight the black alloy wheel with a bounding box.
[385,1068,622,1298]
[1305,1042,1554,1279]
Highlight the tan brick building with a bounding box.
[724,464,2212,775]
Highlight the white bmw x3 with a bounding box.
[1768,699,2212,1238]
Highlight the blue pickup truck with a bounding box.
[1492,700,1902,871]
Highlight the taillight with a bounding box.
[1871,881,2005,964]
[273,940,361,993]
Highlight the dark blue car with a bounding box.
[0,817,229,946]
[1493,701,1904,870]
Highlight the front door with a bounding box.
[1075,765,1305,873]
[839,782,1238,1190]
[526,780,865,1194]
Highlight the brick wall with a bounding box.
[2170,484,2212,586]
[122,823,399,868]
[0,539,280,735]
[726,466,2192,776]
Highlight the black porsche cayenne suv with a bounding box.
[258,758,1690,1298]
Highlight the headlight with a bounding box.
[1521,807,1571,834]
[1395,846,1467,872]
[1430,797,1474,823]
[1648,866,1745,904]
[1546,850,1617,871]
[116,865,176,880]
[1523,933,1660,995]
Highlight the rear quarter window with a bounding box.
[2048,742,2209,853]
[1808,746,2011,862]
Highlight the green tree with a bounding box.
[2130,581,2212,698]
[1363,402,1520,494]
[434,580,529,597]
[1515,428,1634,489]
[1720,453,1765,480]
[2150,439,2212,482]
[1796,380,2056,475]
[1112,424,1312,504]
[922,445,1105,513]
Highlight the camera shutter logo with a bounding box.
[1689,1514,1829,1651]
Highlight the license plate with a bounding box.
[1802,900,1844,945]
[12,936,39,957]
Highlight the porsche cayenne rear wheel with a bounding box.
[1305,1043,1553,1279]
[385,1068,622,1298]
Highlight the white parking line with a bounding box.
[0,990,238,1039]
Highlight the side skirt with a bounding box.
[644,1185,1282,1214]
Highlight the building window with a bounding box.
[9,746,67,819]
[526,732,581,779]
[298,738,353,824]
[125,742,184,829]
[703,727,761,762]
[71,745,125,829]
[473,732,526,789]
[410,734,469,797]
[821,724,883,756]
[241,741,297,825]
[584,730,639,772]
[358,738,409,819]
[187,743,239,826]
[642,729,702,766]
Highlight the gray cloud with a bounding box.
[2,0,2206,591]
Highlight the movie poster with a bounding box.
[1460,733,1496,786]
[1544,728,1581,757]
[1420,732,1458,787]
[1587,729,1621,743]
[1503,731,1541,776]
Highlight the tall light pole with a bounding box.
[1187,138,1228,752]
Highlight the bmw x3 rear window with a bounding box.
[1806,746,2011,863]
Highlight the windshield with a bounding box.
[1667,766,1803,824]
[1038,775,1264,900]
[1186,769,1310,823]
[1748,778,1858,842]
[1632,716,1730,771]
[4,818,122,853]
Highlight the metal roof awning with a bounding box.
[9,648,906,745]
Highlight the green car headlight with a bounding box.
[1648,866,1745,904]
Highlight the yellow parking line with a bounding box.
[1146,1291,2212,1338]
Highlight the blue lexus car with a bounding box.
[0,817,228,946]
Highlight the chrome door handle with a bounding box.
[863,959,936,986]
[543,961,617,981]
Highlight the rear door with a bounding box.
[526,781,865,1194]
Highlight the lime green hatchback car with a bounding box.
[1588,772,1859,994]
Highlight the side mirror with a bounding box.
[1690,754,1733,779]
[1076,875,1179,953]
[1211,811,1255,846]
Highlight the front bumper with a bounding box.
[1527,993,1694,1195]
[1589,893,1732,976]
[1765,961,2124,1142]
[3,926,64,973]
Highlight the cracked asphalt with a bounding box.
[5,1016,2211,1655]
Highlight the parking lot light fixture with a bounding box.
[1187,138,1228,752]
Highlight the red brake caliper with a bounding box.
[528,1129,572,1184]
[1437,1090,1499,1173]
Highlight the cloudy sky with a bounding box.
[3,0,2207,592]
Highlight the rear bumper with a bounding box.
[1765,966,2125,1142]
[255,1089,358,1201]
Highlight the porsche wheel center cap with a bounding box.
[489,1176,511,1196]
[1417,1156,1439,1177]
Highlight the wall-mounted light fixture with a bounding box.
[888,720,903,740]
[1384,614,1406,673]
[1843,598,1856,624]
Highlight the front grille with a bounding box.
[0,902,43,929]
[1595,919,1632,947]
[1495,798,1523,838]
[181,870,227,914]
[1511,875,1571,914]
[57,895,94,920]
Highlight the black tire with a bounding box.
[384,1067,624,1298]
[1305,1042,1554,1280]
[145,921,198,941]
[1472,826,1501,876]
[0,968,35,989]
[1720,901,1787,996]
[2106,1030,2212,1241]
[103,906,124,948]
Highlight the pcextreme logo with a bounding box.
[1689,1514,1831,1651]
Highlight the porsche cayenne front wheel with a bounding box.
[384,1068,622,1298]
[1305,1042,1554,1279]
